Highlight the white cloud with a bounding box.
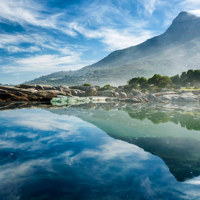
[2,54,95,73]
[0,0,76,37]
[138,0,161,15]
[71,21,154,51]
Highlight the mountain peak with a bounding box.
[172,11,198,24]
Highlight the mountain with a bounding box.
[26,11,200,86]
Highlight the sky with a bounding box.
[0,0,200,84]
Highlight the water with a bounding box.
[0,104,200,199]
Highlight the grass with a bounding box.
[180,87,200,91]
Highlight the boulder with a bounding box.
[98,90,115,97]
[85,87,97,96]
[147,93,160,101]
[35,85,44,90]
[125,98,134,103]
[131,89,142,96]
[36,90,66,97]
[175,85,181,89]
[18,84,36,89]
[70,86,91,91]
[38,85,56,90]
[160,88,172,92]
[60,85,70,92]
[70,89,85,97]
[0,85,21,92]
[119,92,127,98]
[0,90,29,102]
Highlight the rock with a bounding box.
[38,85,56,90]
[98,90,115,97]
[160,88,172,92]
[18,84,36,89]
[0,90,29,102]
[160,95,173,101]
[85,87,97,96]
[36,90,66,97]
[141,96,149,102]
[175,85,181,89]
[53,86,63,92]
[130,89,142,96]
[177,95,198,102]
[147,93,160,101]
[60,85,70,92]
[70,86,91,91]
[35,85,44,90]
[19,88,38,94]
[70,89,85,97]
[125,98,134,103]
[113,92,119,97]
[0,85,21,92]
[132,98,142,103]
[119,92,127,98]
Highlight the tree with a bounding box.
[148,74,171,87]
[148,74,162,86]
[128,77,140,85]
[170,74,180,84]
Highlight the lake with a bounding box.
[0,103,200,200]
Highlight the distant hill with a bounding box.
[25,11,200,86]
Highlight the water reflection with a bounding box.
[0,108,200,199]
[49,104,200,182]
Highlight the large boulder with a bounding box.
[70,86,92,91]
[0,90,29,102]
[60,85,70,92]
[0,85,21,92]
[70,89,85,97]
[131,89,142,96]
[160,88,172,92]
[119,92,127,98]
[18,84,36,89]
[98,90,115,97]
[36,90,66,97]
[36,85,56,90]
[85,87,97,96]
[147,93,160,101]
[35,85,44,90]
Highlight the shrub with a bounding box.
[83,83,91,86]
[103,84,111,88]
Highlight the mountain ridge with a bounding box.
[25,11,200,86]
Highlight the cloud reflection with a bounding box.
[0,108,200,199]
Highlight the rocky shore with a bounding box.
[0,84,200,105]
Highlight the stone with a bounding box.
[160,88,172,92]
[39,85,56,90]
[35,85,44,90]
[18,84,36,89]
[85,87,97,96]
[60,85,70,92]
[147,93,160,101]
[98,90,114,97]
[125,98,134,103]
[130,89,142,96]
[70,89,85,97]
[119,92,127,98]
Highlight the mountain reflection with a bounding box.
[48,103,200,182]
[0,106,200,199]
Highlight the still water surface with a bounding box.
[0,106,200,200]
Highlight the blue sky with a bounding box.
[0,0,200,84]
